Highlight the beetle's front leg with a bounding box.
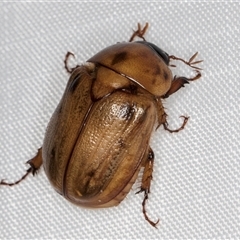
[129,22,149,42]
[163,71,201,99]
[64,52,80,74]
[163,52,202,98]
[0,148,42,187]
[136,148,159,228]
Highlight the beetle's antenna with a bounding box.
[169,52,203,70]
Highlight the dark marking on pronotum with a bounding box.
[163,70,169,81]
[111,51,128,65]
[152,78,157,85]
[154,65,161,76]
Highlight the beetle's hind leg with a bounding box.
[136,148,159,228]
[0,148,42,187]
[129,23,149,42]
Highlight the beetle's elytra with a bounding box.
[1,23,202,228]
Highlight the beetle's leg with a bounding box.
[64,52,80,74]
[169,52,203,70]
[136,148,159,228]
[129,23,149,42]
[163,71,201,98]
[163,116,189,133]
[0,148,42,187]
[164,71,201,98]
[156,98,189,133]
[158,100,189,133]
[164,52,202,98]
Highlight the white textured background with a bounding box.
[0,2,239,239]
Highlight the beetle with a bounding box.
[1,23,202,228]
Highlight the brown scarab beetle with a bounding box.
[1,23,202,228]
